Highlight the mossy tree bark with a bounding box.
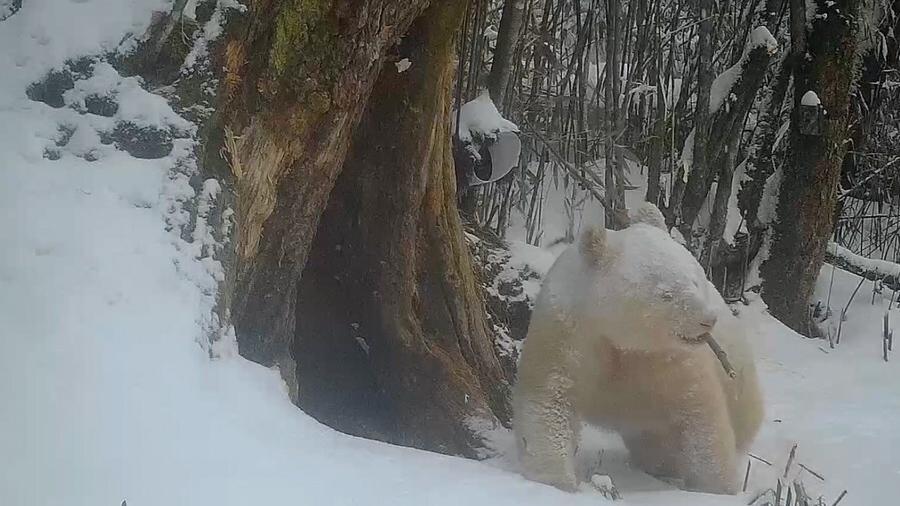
[760,0,864,333]
[220,0,509,456]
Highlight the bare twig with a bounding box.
[831,490,848,506]
[742,459,752,492]
[793,480,811,506]
[749,453,773,466]
[748,488,773,506]
[842,276,867,321]
[798,463,825,481]
[885,312,892,362]
[783,443,798,479]
[704,333,736,378]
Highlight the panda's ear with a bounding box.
[579,225,608,267]
[628,202,667,231]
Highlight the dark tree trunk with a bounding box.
[219,0,509,457]
[680,26,776,242]
[671,0,714,240]
[487,0,527,109]
[739,53,792,226]
[604,0,627,229]
[702,133,741,270]
[761,0,864,333]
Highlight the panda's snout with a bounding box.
[698,311,718,331]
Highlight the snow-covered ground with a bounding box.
[2,2,898,506]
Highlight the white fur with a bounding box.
[513,210,763,494]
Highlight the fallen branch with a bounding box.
[704,333,736,378]
[826,242,900,292]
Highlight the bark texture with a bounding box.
[295,0,510,455]
[220,0,509,456]
[487,0,527,108]
[761,0,863,333]
[221,0,432,397]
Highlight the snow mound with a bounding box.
[453,90,519,143]
[748,26,778,55]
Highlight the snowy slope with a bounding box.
[2,2,898,506]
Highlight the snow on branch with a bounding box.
[680,27,778,185]
[709,27,779,114]
[826,242,900,290]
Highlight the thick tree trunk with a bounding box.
[761,0,864,333]
[220,0,509,456]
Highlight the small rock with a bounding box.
[83,94,119,117]
[106,121,173,159]
[26,69,74,108]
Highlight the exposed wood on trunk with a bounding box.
[219,0,509,457]
[221,0,433,399]
[296,1,509,456]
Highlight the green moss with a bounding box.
[269,0,338,93]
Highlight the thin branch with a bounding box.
[704,333,736,378]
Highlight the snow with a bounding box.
[755,167,783,226]
[749,266,900,505]
[708,27,779,114]
[748,26,779,54]
[801,90,822,106]
[395,57,412,73]
[723,160,749,244]
[452,90,519,143]
[828,242,900,278]
[3,3,900,506]
[182,0,245,71]
[709,64,743,114]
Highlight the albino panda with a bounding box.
[513,203,763,494]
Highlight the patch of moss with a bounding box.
[268,0,339,102]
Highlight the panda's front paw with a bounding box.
[589,474,622,500]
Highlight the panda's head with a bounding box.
[579,203,725,351]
